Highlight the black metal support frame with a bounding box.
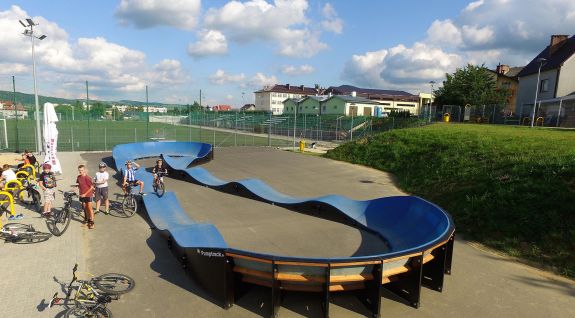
[382,254,423,308]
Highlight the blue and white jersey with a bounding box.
[123,167,138,182]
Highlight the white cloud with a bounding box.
[203,0,328,57]
[461,24,495,47]
[426,19,463,47]
[0,5,189,98]
[281,64,315,76]
[342,42,462,90]
[249,72,278,88]
[153,59,187,85]
[320,3,343,34]
[188,29,228,57]
[464,0,484,12]
[115,0,201,30]
[209,69,246,85]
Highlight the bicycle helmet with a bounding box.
[43,163,52,169]
[125,160,132,165]
[99,162,107,168]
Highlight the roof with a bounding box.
[254,84,318,95]
[327,95,381,105]
[517,35,575,77]
[505,67,524,78]
[326,85,415,97]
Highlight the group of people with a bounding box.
[1,151,170,229]
[35,162,110,229]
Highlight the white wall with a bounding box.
[557,54,575,97]
[516,69,558,116]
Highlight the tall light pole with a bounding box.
[20,18,46,154]
[429,81,436,122]
[531,58,547,128]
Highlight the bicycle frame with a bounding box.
[51,264,114,310]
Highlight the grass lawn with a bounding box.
[3,119,291,152]
[325,123,575,277]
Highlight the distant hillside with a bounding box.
[0,90,77,107]
[0,91,184,108]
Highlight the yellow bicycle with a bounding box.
[49,264,135,318]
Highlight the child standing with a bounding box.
[38,163,57,217]
[76,165,95,229]
[94,162,110,214]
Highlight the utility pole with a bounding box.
[12,76,19,152]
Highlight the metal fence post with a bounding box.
[134,128,137,142]
[234,112,237,146]
[71,126,74,152]
[104,127,107,151]
[268,111,271,147]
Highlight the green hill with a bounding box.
[325,123,575,277]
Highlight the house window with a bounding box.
[540,79,549,92]
[322,106,326,111]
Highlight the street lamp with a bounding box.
[20,18,46,154]
[531,58,547,128]
[429,81,436,122]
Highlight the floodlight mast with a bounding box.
[19,18,46,154]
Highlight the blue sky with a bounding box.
[1,0,574,106]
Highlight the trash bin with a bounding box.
[443,113,450,123]
[299,140,305,152]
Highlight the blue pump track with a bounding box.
[112,142,455,315]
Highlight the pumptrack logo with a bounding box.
[197,249,224,258]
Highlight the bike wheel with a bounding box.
[19,231,52,244]
[32,191,42,212]
[48,207,72,237]
[121,195,137,218]
[65,305,112,318]
[157,182,165,197]
[94,273,135,295]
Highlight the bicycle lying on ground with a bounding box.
[153,171,167,197]
[121,183,139,218]
[46,190,77,237]
[0,222,51,243]
[49,264,135,318]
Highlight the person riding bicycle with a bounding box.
[122,161,145,195]
[152,159,168,188]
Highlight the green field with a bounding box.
[3,119,292,152]
[325,123,575,277]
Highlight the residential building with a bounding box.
[212,105,232,111]
[0,101,27,119]
[283,94,381,116]
[516,34,575,119]
[240,104,256,111]
[325,85,420,114]
[488,64,523,113]
[254,84,319,115]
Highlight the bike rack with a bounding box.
[0,191,16,220]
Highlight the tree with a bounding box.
[89,102,106,118]
[434,64,507,106]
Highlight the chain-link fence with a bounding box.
[1,111,428,153]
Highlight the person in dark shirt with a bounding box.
[38,163,57,217]
[76,165,95,229]
[152,159,168,188]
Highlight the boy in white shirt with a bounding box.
[94,162,110,214]
[0,164,17,188]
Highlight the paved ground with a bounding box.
[3,147,574,318]
[0,152,89,318]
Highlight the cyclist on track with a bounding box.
[152,158,168,188]
[122,161,145,195]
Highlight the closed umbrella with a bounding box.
[43,102,62,174]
